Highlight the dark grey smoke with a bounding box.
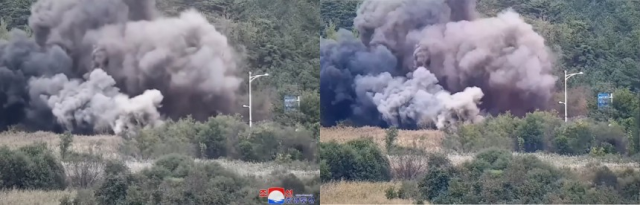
[320,0,557,129]
[0,0,242,133]
[320,29,398,126]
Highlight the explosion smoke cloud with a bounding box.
[355,67,484,129]
[0,0,242,133]
[320,0,557,129]
[29,69,163,134]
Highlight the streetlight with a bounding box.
[559,70,584,122]
[243,72,269,127]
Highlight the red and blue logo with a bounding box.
[260,187,314,204]
[260,187,292,204]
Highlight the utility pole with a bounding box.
[559,70,584,122]
[243,72,269,127]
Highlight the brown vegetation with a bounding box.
[320,181,416,204]
[0,131,121,159]
[320,126,444,153]
[0,189,75,205]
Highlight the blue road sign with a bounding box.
[597,93,612,109]
[284,95,299,112]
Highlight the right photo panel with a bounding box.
[320,0,640,204]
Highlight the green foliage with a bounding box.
[418,153,455,201]
[397,180,420,200]
[320,160,331,182]
[94,173,129,205]
[59,132,73,160]
[385,186,397,200]
[320,0,361,33]
[415,149,640,204]
[124,115,317,163]
[0,143,67,190]
[88,153,319,205]
[385,126,398,153]
[320,139,391,182]
[448,111,634,157]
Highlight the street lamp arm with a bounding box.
[249,73,269,82]
[565,72,584,80]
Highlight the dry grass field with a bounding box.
[0,131,122,159]
[321,126,444,153]
[320,181,416,204]
[0,189,75,205]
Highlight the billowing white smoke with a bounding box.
[86,9,242,104]
[353,9,554,129]
[355,67,483,129]
[29,69,163,134]
[413,10,557,116]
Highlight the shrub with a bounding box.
[94,173,129,205]
[320,139,391,181]
[516,113,547,152]
[153,154,194,178]
[416,149,640,204]
[446,111,634,157]
[66,153,105,188]
[59,132,73,159]
[398,180,420,200]
[0,143,67,190]
[92,153,270,205]
[121,115,317,163]
[385,126,398,152]
[419,160,454,201]
[194,118,228,159]
[385,186,397,199]
[391,154,427,180]
[61,189,96,205]
[320,160,331,181]
[592,166,618,188]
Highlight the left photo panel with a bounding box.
[0,0,320,204]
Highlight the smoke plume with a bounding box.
[0,0,242,133]
[320,0,557,129]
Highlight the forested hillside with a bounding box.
[1,0,320,131]
[321,0,639,153]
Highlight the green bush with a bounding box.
[447,111,634,157]
[418,154,455,201]
[385,187,397,199]
[385,126,398,153]
[0,143,67,190]
[398,180,420,200]
[59,132,73,160]
[320,139,391,182]
[124,115,318,163]
[416,149,640,204]
[90,154,275,205]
